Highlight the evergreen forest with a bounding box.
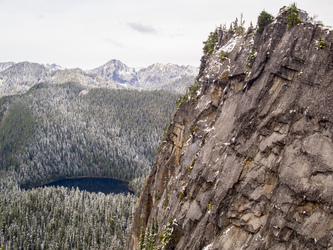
[0,82,179,249]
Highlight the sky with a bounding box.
[1,0,332,70]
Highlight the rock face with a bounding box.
[128,8,333,250]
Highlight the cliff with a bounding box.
[128,7,333,249]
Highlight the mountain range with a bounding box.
[0,60,198,97]
[88,59,198,89]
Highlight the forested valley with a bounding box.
[0,82,179,249]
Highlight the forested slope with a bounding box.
[0,185,137,249]
[0,81,180,249]
[0,82,178,192]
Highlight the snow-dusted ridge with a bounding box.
[0,61,118,97]
[0,62,15,72]
[44,63,63,71]
[0,60,199,97]
[88,59,199,89]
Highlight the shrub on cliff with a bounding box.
[203,29,218,56]
[285,3,301,27]
[257,10,274,33]
[175,81,199,108]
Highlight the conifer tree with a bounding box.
[285,3,301,27]
[257,10,274,33]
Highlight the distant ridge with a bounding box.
[0,61,118,97]
[0,60,199,97]
[89,59,199,91]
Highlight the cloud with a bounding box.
[166,29,184,38]
[126,22,157,34]
[103,38,126,48]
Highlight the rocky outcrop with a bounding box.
[128,7,333,249]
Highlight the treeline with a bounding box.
[0,82,178,193]
[0,183,137,249]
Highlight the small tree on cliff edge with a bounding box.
[285,3,301,27]
[203,28,218,56]
[257,10,274,33]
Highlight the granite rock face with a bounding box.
[128,8,333,250]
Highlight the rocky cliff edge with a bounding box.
[128,7,333,249]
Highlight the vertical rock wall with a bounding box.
[128,8,333,250]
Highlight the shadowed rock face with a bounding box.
[128,8,333,249]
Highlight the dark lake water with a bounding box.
[41,177,134,195]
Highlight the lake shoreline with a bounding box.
[25,176,135,195]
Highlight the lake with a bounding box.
[41,177,134,195]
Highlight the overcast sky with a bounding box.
[1,0,332,70]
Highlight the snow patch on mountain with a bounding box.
[0,62,15,72]
[44,63,63,71]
